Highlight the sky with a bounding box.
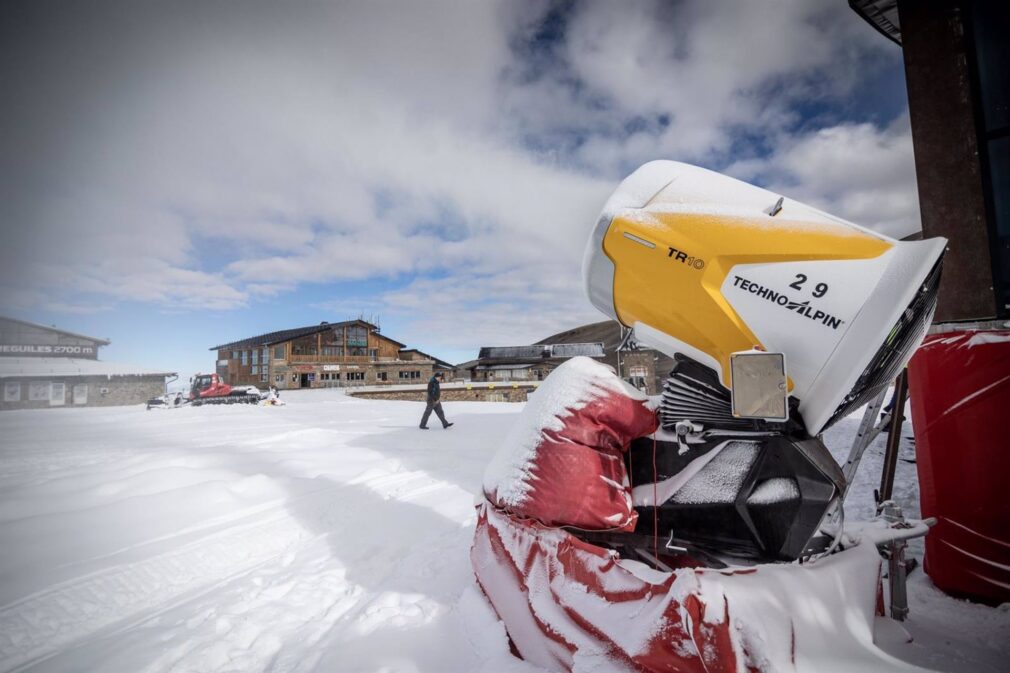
[0,0,918,378]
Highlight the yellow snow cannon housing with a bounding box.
[583,161,946,435]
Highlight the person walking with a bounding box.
[420,371,453,429]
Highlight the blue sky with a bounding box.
[0,0,918,379]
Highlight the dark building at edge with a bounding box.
[851,0,1009,321]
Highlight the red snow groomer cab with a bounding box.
[188,373,263,406]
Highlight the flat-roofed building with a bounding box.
[0,316,175,410]
[458,321,672,394]
[458,342,607,383]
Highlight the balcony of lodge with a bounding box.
[286,354,384,364]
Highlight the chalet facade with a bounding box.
[211,320,449,390]
[0,316,175,410]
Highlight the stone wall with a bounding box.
[350,384,535,403]
[1,375,167,410]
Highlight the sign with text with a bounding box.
[0,343,98,358]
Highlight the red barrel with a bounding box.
[907,325,1010,604]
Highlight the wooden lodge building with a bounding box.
[211,320,452,390]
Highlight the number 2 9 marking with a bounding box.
[789,273,829,298]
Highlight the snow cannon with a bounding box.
[472,357,931,672]
[583,160,946,562]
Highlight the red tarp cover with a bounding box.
[481,357,657,531]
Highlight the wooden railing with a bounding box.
[286,354,375,364]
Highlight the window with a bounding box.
[232,351,239,360]
[251,365,258,374]
[252,350,258,365]
[322,346,343,356]
[262,347,269,362]
[274,346,285,360]
[29,381,49,401]
[241,351,248,366]
[398,371,421,380]
[369,348,378,359]
[73,383,88,405]
[346,372,365,381]
[377,372,387,381]
[260,372,268,382]
[4,381,20,402]
[627,366,648,390]
[50,382,66,406]
[347,326,368,346]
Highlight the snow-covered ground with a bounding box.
[0,390,1006,672]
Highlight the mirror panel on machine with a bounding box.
[730,350,788,420]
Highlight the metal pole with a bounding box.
[878,370,909,504]
[881,502,910,621]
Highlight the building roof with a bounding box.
[0,358,176,378]
[0,316,111,346]
[536,319,678,379]
[476,363,534,371]
[849,0,901,44]
[210,319,406,350]
[397,348,455,369]
[536,320,625,351]
[477,343,605,361]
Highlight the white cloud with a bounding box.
[727,117,921,238]
[497,0,891,173]
[0,0,919,358]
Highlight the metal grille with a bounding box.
[659,359,756,431]
[822,256,943,430]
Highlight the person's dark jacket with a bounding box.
[426,375,441,403]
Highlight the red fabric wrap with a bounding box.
[471,504,745,673]
[482,358,658,531]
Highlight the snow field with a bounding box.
[0,391,532,673]
[0,388,1006,672]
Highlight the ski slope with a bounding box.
[0,389,1006,672]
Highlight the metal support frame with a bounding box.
[878,370,909,504]
[840,388,890,496]
[826,369,915,622]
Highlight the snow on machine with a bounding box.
[472,161,945,672]
[146,373,265,409]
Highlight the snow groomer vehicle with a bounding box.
[146,372,264,409]
[472,161,945,672]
